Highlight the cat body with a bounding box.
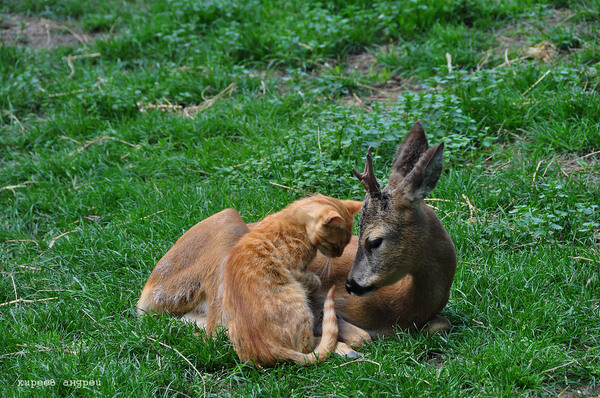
[222,195,362,366]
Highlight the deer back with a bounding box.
[137,208,249,323]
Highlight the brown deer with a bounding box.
[137,121,456,350]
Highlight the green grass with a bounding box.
[1,0,599,396]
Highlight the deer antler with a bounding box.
[352,146,381,199]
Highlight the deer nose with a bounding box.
[345,278,372,296]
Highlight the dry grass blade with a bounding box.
[62,52,101,79]
[317,126,323,157]
[152,180,164,199]
[39,77,105,98]
[0,180,36,192]
[13,343,77,356]
[147,337,206,395]
[10,274,18,302]
[351,92,365,106]
[461,194,478,222]
[0,350,27,360]
[82,309,107,328]
[542,359,577,374]
[269,181,301,192]
[48,211,165,248]
[332,358,382,372]
[137,82,237,118]
[3,110,25,132]
[533,160,543,183]
[0,297,58,307]
[493,53,531,69]
[581,149,600,159]
[425,198,467,206]
[5,239,40,246]
[16,343,52,353]
[260,80,267,95]
[73,135,141,154]
[59,135,82,145]
[137,101,183,113]
[569,256,600,264]
[41,18,90,44]
[48,229,79,248]
[182,82,237,118]
[477,50,492,71]
[39,86,88,98]
[19,265,41,271]
[522,69,552,97]
[0,184,27,192]
[445,52,453,73]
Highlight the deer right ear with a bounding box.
[395,142,444,203]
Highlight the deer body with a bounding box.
[137,122,456,347]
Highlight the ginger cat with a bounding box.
[221,194,362,366]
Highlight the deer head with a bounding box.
[346,122,445,296]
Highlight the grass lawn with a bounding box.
[1,0,599,396]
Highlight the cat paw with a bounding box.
[302,272,322,293]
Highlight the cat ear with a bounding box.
[342,200,363,216]
[324,210,344,225]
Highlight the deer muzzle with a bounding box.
[345,277,375,296]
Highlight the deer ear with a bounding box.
[396,142,444,202]
[390,121,430,180]
[342,200,363,216]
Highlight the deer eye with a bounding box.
[366,237,383,251]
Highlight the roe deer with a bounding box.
[137,121,456,350]
[309,121,456,340]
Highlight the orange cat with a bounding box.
[221,194,362,366]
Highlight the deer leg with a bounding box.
[338,317,372,348]
[180,299,210,329]
[334,342,362,358]
[181,310,208,329]
[422,315,452,335]
[310,338,362,359]
[313,310,372,348]
[136,285,163,316]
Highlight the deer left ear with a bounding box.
[396,142,444,202]
[391,121,430,179]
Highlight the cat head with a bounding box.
[300,195,362,258]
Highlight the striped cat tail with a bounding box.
[309,285,338,361]
[269,286,338,365]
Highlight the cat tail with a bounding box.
[273,285,338,365]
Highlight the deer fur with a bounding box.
[137,121,456,351]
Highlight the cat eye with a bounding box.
[366,237,383,251]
